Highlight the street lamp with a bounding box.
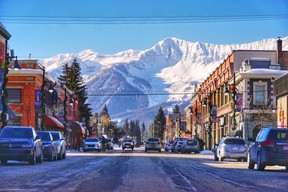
[1,49,20,129]
[40,66,54,131]
[224,72,237,131]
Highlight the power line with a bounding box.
[1,14,287,24]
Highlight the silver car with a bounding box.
[215,137,247,162]
[83,137,102,152]
[145,138,161,152]
[181,139,200,154]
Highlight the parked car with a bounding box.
[171,138,189,152]
[174,140,185,153]
[122,138,134,150]
[247,127,288,171]
[214,137,247,162]
[83,137,102,152]
[49,131,66,160]
[0,126,43,165]
[145,137,161,152]
[164,141,173,151]
[37,131,57,161]
[181,139,200,154]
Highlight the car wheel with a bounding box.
[256,152,265,171]
[247,152,255,169]
[36,151,43,163]
[159,149,161,153]
[62,150,66,159]
[218,152,224,161]
[58,148,63,160]
[48,154,53,162]
[1,160,7,165]
[29,150,36,165]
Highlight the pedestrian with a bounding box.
[101,136,106,152]
[197,137,205,151]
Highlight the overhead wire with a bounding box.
[1,14,288,24]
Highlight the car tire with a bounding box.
[122,148,125,150]
[1,160,7,165]
[247,152,255,170]
[256,153,265,171]
[48,154,53,162]
[62,150,66,159]
[29,150,36,165]
[36,151,43,163]
[159,149,161,153]
[58,148,63,160]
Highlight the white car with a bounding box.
[83,137,102,152]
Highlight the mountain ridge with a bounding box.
[40,36,288,124]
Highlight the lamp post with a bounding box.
[207,95,212,150]
[40,66,54,131]
[1,50,20,129]
[224,72,237,131]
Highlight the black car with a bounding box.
[0,126,43,165]
[37,131,58,161]
[248,127,288,171]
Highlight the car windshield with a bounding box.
[37,132,51,141]
[224,138,245,144]
[85,138,99,142]
[50,132,60,140]
[148,138,159,142]
[0,128,33,139]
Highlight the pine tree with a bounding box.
[100,104,109,117]
[154,106,166,140]
[135,120,141,147]
[123,119,130,137]
[141,122,146,141]
[58,59,92,134]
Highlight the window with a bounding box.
[253,82,267,105]
[7,89,22,103]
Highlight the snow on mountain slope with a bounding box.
[40,36,288,121]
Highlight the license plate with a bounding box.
[232,147,238,151]
[283,146,288,150]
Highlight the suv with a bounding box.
[49,131,66,160]
[0,126,43,165]
[122,138,134,150]
[145,138,161,152]
[247,127,288,171]
[37,131,58,161]
[181,139,200,154]
[83,137,102,152]
[215,137,247,162]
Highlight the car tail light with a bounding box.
[262,140,275,147]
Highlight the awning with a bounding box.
[0,102,16,119]
[45,115,64,129]
[70,121,86,135]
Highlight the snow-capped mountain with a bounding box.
[40,36,288,124]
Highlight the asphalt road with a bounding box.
[0,147,287,192]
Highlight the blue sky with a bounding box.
[0,0,287,58]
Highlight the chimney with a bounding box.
[277,37,282,64]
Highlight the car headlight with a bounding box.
[22,143,33,148]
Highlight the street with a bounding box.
[0,147,287,192]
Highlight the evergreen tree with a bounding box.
[123,119,130,137]
[100,104,109,117]
[135,120,141,147]
[130,120,136,137]
[141,122,146,141]
[58,59,92,134]
[154,106,166,140]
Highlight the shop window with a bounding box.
[253,82,267,105]
[7,89,22,103]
